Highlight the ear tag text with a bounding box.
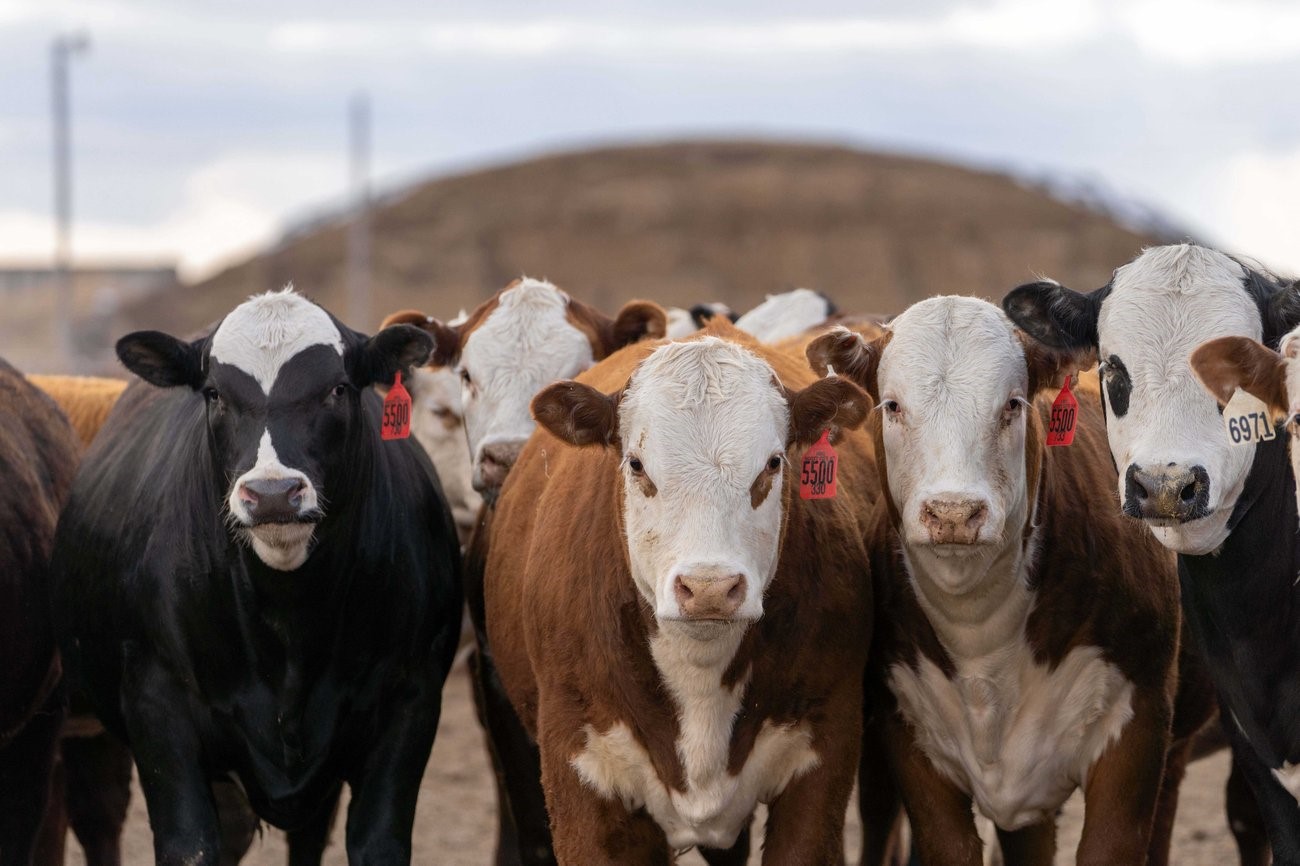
[800,429,838,500]
[1223,387,1276,447]
[1046,378,1078,447]
[382,372,412,440]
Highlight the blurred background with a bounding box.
[3,0,1298,374]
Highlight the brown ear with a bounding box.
[805,326,885,399]
[611,300,667,349]
[1018,332,1096,396]
[1190,336,1288,421]
[378,308,462,367]
[787,376,872,446]
[531,381,622,448]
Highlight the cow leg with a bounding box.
[859,709,906,866]
[1226,750,1271,866]
[471,648,556,866]
[1222,721,1300,865]
[994,818,1055,866]
[31,746,67,866]
[698,823,750,866]
[883,716,981,866]
[211,779,258,866]
[0,694,63,866]
[285,785,341,866]
[1144,736,1192,866]
[63,732,133,866]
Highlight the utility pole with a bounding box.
[52,32,90,372]
[346,92,371,329]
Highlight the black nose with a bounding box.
[239,477,307,524]
[1123,463,1210,523]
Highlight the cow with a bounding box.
[26,375,128,450]
[404,277,666,498]
[0,359,79,866]
[665,303,736,340]
[484,319,876,864]
[377,311,482,547]
[807,296,1211,866]
[50,287,462,865]
[1004,242,1300,864]
[734,288,837,343]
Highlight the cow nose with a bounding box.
[478,441,524,492]
[1124,464,1210,523]
[240,477,307,524]
[673,573,747,620]
[920,498,989,545]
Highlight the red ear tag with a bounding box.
[1045,377,1078,447]
[800,429,838,500]
[381,372,412,440]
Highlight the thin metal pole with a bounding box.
[51,33,88,371]
[346,92,371,329]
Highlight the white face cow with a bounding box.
[734,288,836,344]
[1005,244,1300,555]
[1191,326,1300,517]
[532,335,868,638]
[116,288,433,571]
[408,278,666,498]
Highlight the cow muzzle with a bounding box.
[476,439,525,495]
[919,497,990,546]
[668,569,749,623]
[1123,463,1210,524]
[238,477,309,525]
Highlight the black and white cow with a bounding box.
[51,288,462,865]
[1005,243,1300,864]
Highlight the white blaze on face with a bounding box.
[406,365,481,542]
[617,337,789,628]
[210,288,341,571]
[734,289,831,344]
[458,279,596,488]
[876,297,1032,590]
[1097,246,1262,555]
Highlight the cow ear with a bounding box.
[805,326,884,399]
[1019,332,1097,396]
[690,303,735,328]
[1003,280,1107,351]
[1190,335,1289,422]
[116,331,205,389]
[351,324,435,388]
[380,309,461,368]
[787,376,872,446]
[610,300,667,350]
[1264,279,1300,347]
[532,381,622,448]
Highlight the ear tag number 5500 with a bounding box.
[1223,387,1275,447]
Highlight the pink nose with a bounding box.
[673,573,746,620]
[478,441,524,491]
[920,498,989,545]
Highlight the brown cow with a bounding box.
[808,296,1212,866]
[0,358,79,866]
[26,375,128,451]
[485,320,875,864]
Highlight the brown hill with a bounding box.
[121,140,1172,335]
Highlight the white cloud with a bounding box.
[1116,0,1300,66]
[1222,147,1300,276]
[0,151,342,280]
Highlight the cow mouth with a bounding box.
[247,511,322,528]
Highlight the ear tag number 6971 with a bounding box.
[1223,387,1276,447]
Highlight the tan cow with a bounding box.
[485,319,876,863]
[26,375,128,451]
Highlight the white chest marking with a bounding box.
[569,630,819,850]
[889,641,1134,830]
[1273,762,1300,805]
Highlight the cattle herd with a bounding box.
[2,242,1300,866]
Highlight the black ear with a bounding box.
[1263,277,1300,349]
[350,324,435,388]
[1002,280,1108,351]
[690,303,736,328]
[116,331,205,389]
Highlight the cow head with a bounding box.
[532,334,868,637]
[734,288,837,344]
[807,299,1085,595]
[1191,328,1300,513]
[402,278,666,498]
[1004,244,1300,555]
[116,288,432,571]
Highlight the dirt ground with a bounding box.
[81,663,1240,866]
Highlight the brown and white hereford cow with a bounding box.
[808,296,1208,866]
[485,320,875,864]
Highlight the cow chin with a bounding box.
[246,523,316,571]
[1145,509,1233,556]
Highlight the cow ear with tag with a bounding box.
[532,381,623,448]
[116,330,206,390]
[350,324,435,390]
[787,376,871,447]
[1190,335,1289,424]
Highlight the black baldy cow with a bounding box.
[1006,244,1300,863]
[52,288,462,865]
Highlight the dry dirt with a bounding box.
[82,661,1240,866]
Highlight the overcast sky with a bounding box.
[1,0,1297,281]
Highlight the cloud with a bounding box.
[1116,0,1300,66]
[1222,147,1300,276]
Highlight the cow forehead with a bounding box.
[881,297,1026,403]
[461,279,592,380]
[1099,246,1262,354]
[211,289,344,394]
[622,338,787,477]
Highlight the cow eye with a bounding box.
[331,383,347,398]
[1005,397,1026,413]
[459,368,472,387]
[882,400,901,416]
[628,456,644,475]
[766,454,782,472]
[1291,413,1300,429]
[203,386,220,404]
